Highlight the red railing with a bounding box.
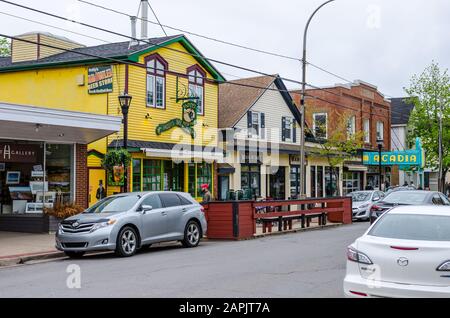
[203,197,352,240]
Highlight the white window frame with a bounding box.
[249,111,260,138]
[347,115,356,139]
[146,58,165,109]
[376,121,384,141]
[363,119,370,143]
[188,69,205,115]
[313,113,328,139]
[284,116,294,142]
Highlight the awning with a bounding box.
[217,163,235,175]
[0,102,122,144]
[345,164,368,172]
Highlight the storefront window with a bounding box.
[317,166,324,197]
[290,166,300,199]
[0,141,74,215]
[132,159,141,192]
[310,166,316,198]
[241,164,260,198]
[269,167,285,200]
[343,171,360,194]
[196,162,212,197]
[143,159,161,191]
[325,166,338,197]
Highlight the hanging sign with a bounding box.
[156,100,198,139]
[363,137,425,167]
[88,65,113,94]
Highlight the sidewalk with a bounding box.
[0,231,62,266]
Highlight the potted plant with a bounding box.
[44,203,85,232]
[101,149,131,186]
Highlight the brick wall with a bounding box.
[291,82,391,151]
[75,144,88,208]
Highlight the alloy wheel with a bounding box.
[121,230,136,254]
[187,223,200,245]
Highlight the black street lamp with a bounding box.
[118,92,132,192]
[377,139,384,191]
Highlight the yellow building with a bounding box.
[0,32,225,207]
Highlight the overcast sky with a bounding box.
[1,0,449,96]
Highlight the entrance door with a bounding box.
[218,176,230,200]
[269,167,286,200]
[89,169,106,207]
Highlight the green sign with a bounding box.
[156,101,198,139]
[88,65,113,94]
[363,137,425,167]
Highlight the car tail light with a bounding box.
[370,205,381,212]
[350,291,368,297]
[347,247,373,264]
[390,246,419,251]
[437,260,450,271]
[200,206,205,213]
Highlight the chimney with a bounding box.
[141,0,149,39]
[129,16,138,48]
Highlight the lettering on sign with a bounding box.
[88,65,113,94]
[0,144,38,163]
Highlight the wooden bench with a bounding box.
[260,212,327,233]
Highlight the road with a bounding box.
[0,222,369,298]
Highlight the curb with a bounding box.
[0,251,66,267]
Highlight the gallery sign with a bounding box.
[88,65,113,94]
[0,144,38,163]
[363,137,425,167]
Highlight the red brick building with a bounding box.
[291,80,392,193]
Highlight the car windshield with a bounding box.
[84,195,140,213]
[382,191,427,205]
[369,213,450,241]
[350,192,371,202]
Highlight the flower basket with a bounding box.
[101,149,131,186]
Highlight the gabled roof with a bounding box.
[218,75,301,128]
[390,97,415,125]
[0,34,225,81]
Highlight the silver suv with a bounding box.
[56,191,207,258]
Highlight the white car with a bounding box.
[344,205,450,298]
[347,191,384,221]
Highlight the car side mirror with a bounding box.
[141,205,153,213]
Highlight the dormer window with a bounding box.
[187,65,205,115]
[146,54,167,109]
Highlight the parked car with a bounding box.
[370,190,450,223]
[344,205,450,298]
[385,185,416,195]
[347,191,385,221]
[56,191,207,258]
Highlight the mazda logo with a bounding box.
[72,222,80,228]
[397,257,409,267]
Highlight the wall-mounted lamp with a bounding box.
[35,124,42,133]
[145,113,152,120]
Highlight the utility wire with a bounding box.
[0,0,306,86]
[147,1,167,36]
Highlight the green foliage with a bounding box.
[405,62,450,172]
[0,37,11,57]
[101,149,131,171]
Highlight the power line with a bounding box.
[0,33,297,94]
[0,0,306,87]
[77,0,302,62]
[146,1,167,36]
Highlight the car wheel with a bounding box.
[116,226,138,257]
[64,251,85,259]
[182,220,201,248]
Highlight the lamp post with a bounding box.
[377,139,383,191]
[118,92,132,193]
[299,0,336,198]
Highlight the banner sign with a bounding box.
[0,144,38,163]
[363,137,425,167]
[88,65,113,94]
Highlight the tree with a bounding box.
[307,109,365,196]
[0,37,11,57]
[405,62,450,192]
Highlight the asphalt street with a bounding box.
[0,222,369,298]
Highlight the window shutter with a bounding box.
[281,117,286,141]
[247,111,252,128]
[293,120,297,143]
[260,113,265,139]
